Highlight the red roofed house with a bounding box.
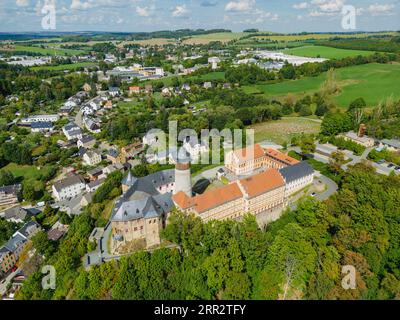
[129,86,140,95]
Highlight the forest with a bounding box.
[15,163,400,300]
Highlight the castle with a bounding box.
[111,144,314,253]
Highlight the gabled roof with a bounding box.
[233,144,265,163]
[265,148,300,166]
[174,182,243,214]
[279,161,314,184]
[53,175,85,192]
[238,169,285,199]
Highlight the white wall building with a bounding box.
[52,175,86,201]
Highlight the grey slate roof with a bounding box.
[17,221,41,239]
[279,161,314,184]
[53,175,85,193]
[112,170,175,223]
[4,234,26,252]
[381,139,400,149]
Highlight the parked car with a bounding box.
[311,192,317,197]
[388,163,395,168]
[377,159,386,165]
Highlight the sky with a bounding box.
[0,0,399,33]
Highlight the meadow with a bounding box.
[6,45,85,56]
[31,62,97,71]
[283,45,377,59]
[250,117,321,145]
[183,32,245,44]
[244,63,400,108]
[3,163,54,182]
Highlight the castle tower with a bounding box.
[174,149,192,197]
[122,171,136,193]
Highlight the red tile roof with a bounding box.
[233,144,265,163]
[265,148,300,166]
[238,169,285,198]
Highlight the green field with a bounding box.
[4,163,54,181]
[6,45,85,56]
[283,45,377,59]
[245,63,400,108]
[31,62,96,71]
[184,32,245,44]
[250,117,321,145]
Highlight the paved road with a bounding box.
[0,269,19,296]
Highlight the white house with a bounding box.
[279,162,315,196]
[380,139,400,152]
[183,137,209,162]
[83,150,102,166]
[21,114,59,124]
[52,175,86,201]
[62,122,83,141]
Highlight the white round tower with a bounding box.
[174,150,192,197]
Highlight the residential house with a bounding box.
[30,122,54,133]
[3,207,30,223]
[0,185,21,208]
[88,167,104,181]
[62,122,83,141]
[83,150,102,166]
[52,174,86,201]
[86,178,105,193]
[183,137,209,162]
[108,87,120,97]
[203,82,212,89]
[107,148,126,164]
[83,117,101,134]
[129,86,140,95]
[121,141,144,159]
[77,135,96,149]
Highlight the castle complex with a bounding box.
[111,144,314,253]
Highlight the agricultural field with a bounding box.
[2,44,85,56]
[183,32,245,44]
[283,45,378,59]
[244,63,400,108]
[253,32,395,42]
[250,117,321,145]
[119,38,175,47]
[30,62,97,71]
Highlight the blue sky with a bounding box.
[0,0,399,33]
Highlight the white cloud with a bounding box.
[136,6,150,17]
[368,3,395,16]
[225,0,255,12]
[16,0,29,6]
[293,2,309,10]
[172,4,189,17]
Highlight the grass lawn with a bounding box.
[250,117,321,145]
[31,62,96,71]
[246,63,400,108]
[283,45,377,59]
[3,163,54,182]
